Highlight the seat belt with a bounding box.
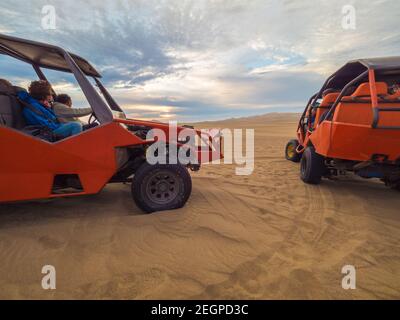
[17,98,58,124]
[17,98,46,117]
[0,91,57,127]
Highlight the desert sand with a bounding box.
[0,113,399,299]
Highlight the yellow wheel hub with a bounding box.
[287,144,295,158]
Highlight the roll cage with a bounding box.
[299,57,400,138]
[0,33,221,164]
[0,33,122,123]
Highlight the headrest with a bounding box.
[0,79,15,95]
[13,86,27,94]
[320,93,339,106]
[352,82,388,97]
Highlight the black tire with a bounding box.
[383,179,400,191]
[285,139,301,162]
[132,162,192,213]
[300,147,326,184]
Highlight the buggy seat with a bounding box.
[315,92,340,125]
[351,82,388,98]
[0,79,26,129]
[333,82,390,125]
[0,79,57,141]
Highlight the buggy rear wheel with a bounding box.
[132,162,192,213]
[300,147,326,184]
[285,139,301,162]
[383,179,400,191]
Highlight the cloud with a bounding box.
[0,0,400,121]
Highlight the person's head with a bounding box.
[55,94,72,107]
[28,80,53,104]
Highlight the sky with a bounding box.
[0,0,400,121]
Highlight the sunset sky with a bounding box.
[1,0,399,121]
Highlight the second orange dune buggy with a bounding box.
[285,57,400,189]
[0,34,221,213]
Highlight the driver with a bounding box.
[53,94,95,130]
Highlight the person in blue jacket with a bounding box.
[17,80,82,138]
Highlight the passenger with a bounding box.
[17,80,82,138]
[53,94,92,124]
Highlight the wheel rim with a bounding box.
[145,170,180,205]
[287,144,295,158]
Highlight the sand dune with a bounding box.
[0,113,399,299]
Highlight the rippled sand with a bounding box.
[1,113,399,299]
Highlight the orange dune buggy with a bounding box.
[285,57,400,189]
[0,34,221,212]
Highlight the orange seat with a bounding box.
[317,83,389,125]
[351,82,388,97]
[334,82,399,126]
[320,93,340,106]
[315,93,340,125]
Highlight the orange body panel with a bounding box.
[297,75,400,162]
[310,100,400,161]
[0,119,221,203]
[0,122,145,202]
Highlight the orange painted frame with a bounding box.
[0,119,221,203]
[0,122,143,202]
[297,69,400,162]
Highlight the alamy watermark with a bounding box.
[342,5,356,30]
[41,4,357,31]
[145,122,254,176]
[41,265,56,290]
[39,263,356,291]
[41,5,57,30]
[341,265,356,290]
